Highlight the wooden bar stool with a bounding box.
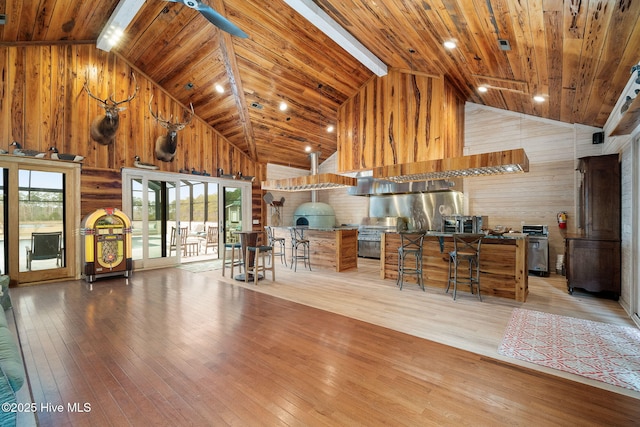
[396,232,426,291]
[245,245,275,285]
[446,233,484,301]
[222,242,243,278]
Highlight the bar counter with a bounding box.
[382,232,529,301]
[272,226,358,272]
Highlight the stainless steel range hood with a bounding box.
[348,177,463,196]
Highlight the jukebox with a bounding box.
[81,208,133,283]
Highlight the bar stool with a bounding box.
[446,233,484,301]
[265,226,286,266]
[289,227,311,272]
[245,244,275,285]
[221,242,243,278]
[397,232,426,291]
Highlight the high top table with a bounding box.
[233,231,264,281]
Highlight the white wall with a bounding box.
[464,103,603,268]
[264,164,310,226]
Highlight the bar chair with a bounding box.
[396,232,426,291]
[265,226,286,266]
[245,244,275,285]
[446,233,484,301]
[289,227,311,272]
[222,241,243,278]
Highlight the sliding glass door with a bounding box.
[122,168,251,270]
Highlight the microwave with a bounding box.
[442,215,487,233]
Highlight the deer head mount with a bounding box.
[83,72,139,145]
[149,96,195,162]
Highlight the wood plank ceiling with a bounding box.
[1,0,639,169]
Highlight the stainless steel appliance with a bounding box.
[522,225,549,276]
[354,181,464,232]
[442,215,487,233]
[358,217,398,259]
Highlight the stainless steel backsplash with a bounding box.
[368,191,464,231]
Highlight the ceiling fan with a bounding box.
[166,0,248,38]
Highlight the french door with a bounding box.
[0,156,80,285]
[122,168,251,270]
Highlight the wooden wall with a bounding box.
[0,44,265,224]
[80,167,122,217]
[336,69,465,173]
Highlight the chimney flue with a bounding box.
[309,151,320,202]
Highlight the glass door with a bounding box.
[126,173,180,269]
[0,156,80,285]
[123,168,251,270]
[222,186,243,244]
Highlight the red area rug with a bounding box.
[498,308,640,392]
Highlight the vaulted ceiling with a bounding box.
[1,0,639,169]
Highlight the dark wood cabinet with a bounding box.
[577,154,620,239]
[565,238,620,297]
[566,154,621,298]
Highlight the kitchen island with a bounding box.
[272,227,358,272]
[382,232,529,301]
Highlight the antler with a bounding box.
[148,95,173,129]
[84,72,138,106]
[109,72,139,106]
[83,71,108,105]
[149,95,195,130]
[174,103,195,131]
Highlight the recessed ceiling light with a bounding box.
[533,95,546,103]
[304,146,312,152]
[215,84,224,93]
[478,86,488,93]
[279,101,288,111]
[327,125,334,133]
[443,40,457,49]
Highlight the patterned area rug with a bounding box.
[498,308,640,392]
[177,259,223,273]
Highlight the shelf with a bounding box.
[610,95,640,136]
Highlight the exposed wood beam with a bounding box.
[213,0,258,162]
[282,0,387,77]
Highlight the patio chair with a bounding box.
[26,231,63,270]
[169,226,189,256]
[204,226,219,254]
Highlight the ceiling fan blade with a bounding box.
[189,0,248,38]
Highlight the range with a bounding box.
[358,217,399,259]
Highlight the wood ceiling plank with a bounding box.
[118,2,169,62]
[219,31,257,160]
[544,10,563,121]
[44,0,87,40]
[585,0,640,126]
[570,0,614,124]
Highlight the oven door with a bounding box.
[358,240,381,259]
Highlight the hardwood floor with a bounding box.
[9,258,639,426]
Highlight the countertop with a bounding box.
[391,230,528,240]
[271,226,359,231]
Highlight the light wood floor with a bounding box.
[9,258,640,426]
